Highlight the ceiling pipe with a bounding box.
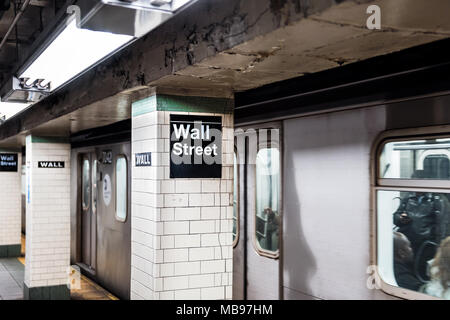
[0,0,32,52]
[0,0,11,20]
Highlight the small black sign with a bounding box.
[135,152,152,167]
[38,161,65,168]
[102,150,113,164]
[170,114,222,179]
[0,153,18,172]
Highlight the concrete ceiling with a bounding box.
[150,0,450,92]
[1,0,450,149]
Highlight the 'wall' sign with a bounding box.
[0,154,18,172]
[135,152,152,167]
[170,114,222,179]
[38,161,65,168]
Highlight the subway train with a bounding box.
[69,122,132,300]
[231,44,450,300]
[232,95,450,300]
[18,42,450,301]
[18,121,133,299]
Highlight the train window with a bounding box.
[376,135,450,300]
[233,152,239,247]
[380,138,450,181]
[82,159,90,210]
[92,160,98,214]
[115,156,127,222]
[255,148,280,256]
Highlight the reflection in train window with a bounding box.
[233,152,239,246]
[92,160,98,214]
[380,138,450,180]
[377,136,450,300]
[255,148,280,255]
[82,159,90,210]
[115,156,127,222]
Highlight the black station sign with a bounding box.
[135,152,152,167]
[170,114,222,179]
[0,153,18,172]
[38,161,65,168]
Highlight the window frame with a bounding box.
[252,125,282,260]
[81,157,91,212]
[115,154,128,223]
[232,148,240,248]
[371,126,450,300]
[92,159,98,215]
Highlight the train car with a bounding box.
[69,121,132,300]
[232,46,450,300]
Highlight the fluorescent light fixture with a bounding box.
[18,19,133,92]
[0,101,31,121]
[103,0,197,12]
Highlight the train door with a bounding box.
[233,122,282,300]
[95,144,131,300]
[80,153,98,271]
[76,143,131,299]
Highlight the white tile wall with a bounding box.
[24,138,71,289]
[0,153,22,247]
[131,107,233,300]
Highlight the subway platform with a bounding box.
[0,237,117,300]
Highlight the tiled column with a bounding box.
[24,136,71,300]
[0,150,22,257]
[130,92,234,300]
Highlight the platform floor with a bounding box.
[0,258,23,300]
[0,257,118,300]
[0,235,118,300]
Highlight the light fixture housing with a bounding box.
[102,0,196,13]
[0,0,198,103]
[17,18,133,93]
[0,77,49,103]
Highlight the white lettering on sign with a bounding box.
[135,153,152,166]
[38,161,65,168]
[173,124,211,141]
[0,161,17,166]
[172,123,218,157]
[170,115,222,178]
[0,154,18,171]
[0,155,15,161]
[172,143,218,157]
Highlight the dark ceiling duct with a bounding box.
[0,0,11,20]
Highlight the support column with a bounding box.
[130,91,234,300]
[24,136,71,300]
[0,150,22,257]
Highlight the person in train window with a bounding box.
[263,207,280,251]
[422,236,450,299]
[393,232,423,291]
[393,191,450,256]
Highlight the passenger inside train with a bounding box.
[381,138,450,299]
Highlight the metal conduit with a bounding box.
[0,0,31,52]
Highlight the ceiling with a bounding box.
[0,0,66,87]
[1,0,450,149]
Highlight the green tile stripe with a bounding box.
[132,94,233,116]
[156,95,233,113]
[30,136,70,144]
[132,95,157,117]
[24,284,70,300]
[0,244,21,258]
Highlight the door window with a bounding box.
[115,155,127,222]
[82,159,90,210]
